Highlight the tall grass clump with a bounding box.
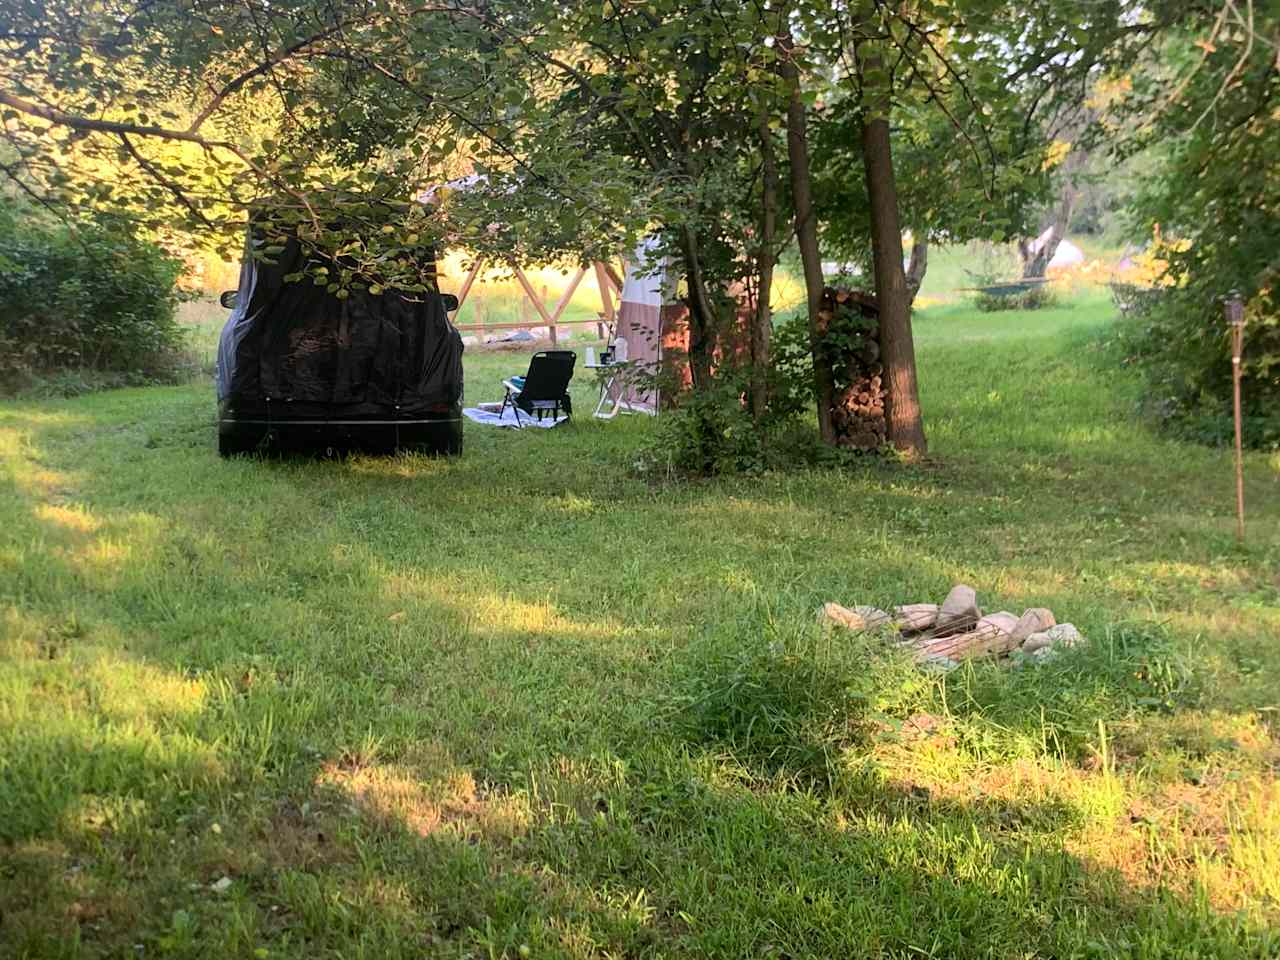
[671,624,934,786]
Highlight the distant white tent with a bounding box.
[1029,228,1086,269]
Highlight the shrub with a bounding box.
[971,282,1058,313]
[768,301,882,423]
[1108,279,1166,318]
[633,380,873,480]
[950,240,1062,313]
[635,379,764,478]
[0,202,189,392]
[1114,284,1280,449]
[766,308,820,424]
[962,258,1059,312]
[1117,32,1280,449]
[1105,233,1279,449]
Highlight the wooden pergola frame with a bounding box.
[448,259,625,345]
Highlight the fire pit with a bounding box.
[821,584,1086,670]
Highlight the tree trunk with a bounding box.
[780,40,836,444]
[1020,174,1078,279]
[751,118,779,421]
[905,236,928,305]
[678,225,717,390]
[862,108,927,458]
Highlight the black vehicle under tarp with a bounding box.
[215,227,464,456]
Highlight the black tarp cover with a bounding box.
[216,229,463,417]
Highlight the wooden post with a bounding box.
[603,261,624,297]
[594,261,617,339]
[549,266,588,324]
[512,264,556,333]
[453,259,482,314]
[1227,293,1246,544]
[541,283,554,344]
[453,259,484,338]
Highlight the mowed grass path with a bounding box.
[2,296,1279,958]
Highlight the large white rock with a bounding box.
[937,584,980,632]
[1011,608,1056,644]
[977,612,1019,636]
[1049,239,1085,269]
[1021,632,1054,654]
[820,603,891,632]
[1011,645,1060,668]
[854,606,892,629]
[921,654,960,674]
[1045,623,1085,647]
[1029,228,1086,269]
[1021,622,1084,653]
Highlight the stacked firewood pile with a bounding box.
[821,287,885,450]
[821,584,1086,670]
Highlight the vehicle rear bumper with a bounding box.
[218,406,463,456]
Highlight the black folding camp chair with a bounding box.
[500,350,576,426]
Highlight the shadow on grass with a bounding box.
[1,344,1278,956]
[211,744,1278,959]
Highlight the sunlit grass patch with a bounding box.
[315,743,529,843]
[1070,774,1280,915]
[2,295,1279,957]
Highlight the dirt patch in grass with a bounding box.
[256,799,354,872]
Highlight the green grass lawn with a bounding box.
[3,294,1279,958]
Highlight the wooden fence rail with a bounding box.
[452,316,609,341]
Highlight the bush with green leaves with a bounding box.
[961,258,1057,313]
[767,300,883,424]
[766,309,819,424]
[971,283,1058,313]
[1115,25,1280,449]
[632,339,868,478]
[0,202,189,392]
[1114,284,1279,449]
[635,379,765,478]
